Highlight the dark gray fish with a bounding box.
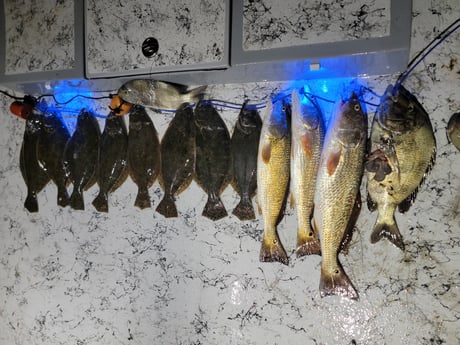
[37,111,71,207]
[92,112,128,212]
[447,112,460,152]
[128,106,161,209]
[20,110,50,212]
[64,109,100,210]
[156,103,196,218]
[118,79,207,110]
[194,101,231,221]
[230,101,262,220]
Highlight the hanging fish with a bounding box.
[194,101,231,221]
[447,112,460,152]
[92,112,128,212]
[230,101,262,221]
[37,111,71,207]
[257,99,291,265]
[128,106,161,209]
[313,93,367,300]
[64,109,101,210]
[117,79,207,110]
[20,110,50,212]
[366,85,436,250]
[156,103,196,218]
[290,89,325,257]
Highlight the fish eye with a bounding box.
[407,104,414,112]
[354,104,361,111]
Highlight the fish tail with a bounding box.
[24,192,39,213]
[186,85,207,104]
[69,188,85,210]
[92,191,109,213]
[232,196,255,221]
[57,186,70,207]
[134,187,151,209]
[296,229,321,257]
[156,194,178,218]
[202,193,228,221]
[370,218,405,250]
[259,231,289,265]
[319,265,358,300]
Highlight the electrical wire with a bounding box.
[395,18,460,89]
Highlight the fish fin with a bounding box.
[340,193,361,255]
[259,234,288,265]
[366,189,377,212]
[186,85,207,104]
[156,194,178,218]
[70,188,85,210]
[289,193,295,209]
[92,192,109,213]
[24,193,39,213]
[296,230,321,257]
[370,219,405,250]
[319,264,358,300]
[232,196,256,221]
[202,193,227,221]
[134,187,151,209]
[326,148,342,176]
[57,186,70,207]
[300,133,313,157]
[261,140,272,163]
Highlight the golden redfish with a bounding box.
[313,93,367,299]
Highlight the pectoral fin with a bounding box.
[261,140,272,163]
[326,148,342,176]
[301,134,313,157]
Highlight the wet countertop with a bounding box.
[0,0,460,344]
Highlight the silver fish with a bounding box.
[118,79,206,110]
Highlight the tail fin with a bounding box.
[57,186,69,207]
[156,194,178,218]
[70,188,85,210]
[296,232,321,257]
[186,85,207,104]
[259,233,289,265]
[232,196,256,221]
[370,219,405,250]
[319,265,358,300]
[24,193,39,213]
[202,193,227,221]
[92,192,109,213]
[134,187,151,209]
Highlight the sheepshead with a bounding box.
[313,93,367,300]
[118,79,206,110]
[64,109,100,210]
[230,101,262,221]
[37,111,71,207]
[447,112,460,152]
[156,103,196,218]
[128,106,161,209]
[257,99,291,265]
[194,101,231,221]
[20,110,50,212]
[92,112,128,212]
[366,85,436,250]
[290,90,325,257]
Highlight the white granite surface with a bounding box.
[243,0,391,50]
[4,0,76,74]
[85,0,227,77]
[0,0,460,344]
